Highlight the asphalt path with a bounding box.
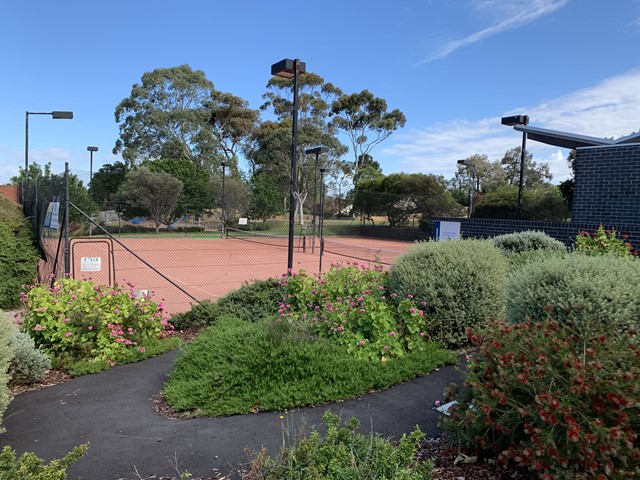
[1,350,464,479]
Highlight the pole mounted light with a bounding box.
[457,159,475,218]
[221,162,226,237]
[501,114,529,218]
[87,146,98,236]
[318,167,327,273]
[24,110,74,202]
[305,146,329,254]
[272,58,306,273]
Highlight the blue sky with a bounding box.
[1,0,639,184]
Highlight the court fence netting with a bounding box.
[21,164,412,313]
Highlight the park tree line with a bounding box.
[13,64,572,229]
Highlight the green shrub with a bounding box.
[493,230,567,255]
[389,240,508,347]
[0,314,12,434]
[574,225,638,257]
[0,443,88,479]
[0,197,39,309]
[164,317,454,416]
[170,278,282,329]
[506,254,640,329]
[441,318,640,479]
[19,278,174,365]
[8,331,51,384]
[282,265,434,361]
[505,248,568,272]
[243,410,432,479]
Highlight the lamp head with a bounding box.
[87,146,98,152]
[501,115,529,126]
[305,146,329,155]
[52,111,74,120]
[271,58,306,79]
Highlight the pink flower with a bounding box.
[359,308,366,313]
[389,331,396,337]
[63,317,70,323]
[139,347,146,353]
[359,340,365,346]
[113,309,119,314]
[409,308,416,314]
[34,325,42,331]
[88,326,93,331]
[407,294,414,299]
[64,332,72,337]
[127,327,133,333]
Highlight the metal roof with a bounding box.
[513,125,617,149]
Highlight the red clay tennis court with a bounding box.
[68,234,414,314]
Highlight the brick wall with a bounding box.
[0,185,18,203]
[573,144,640,224]
[429,217,640,249]
[358,225,428,242]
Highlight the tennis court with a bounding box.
[68,232,414,314]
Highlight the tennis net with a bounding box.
[226,228,306,251]
[320,238,404,266]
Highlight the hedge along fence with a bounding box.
[429,216,640,249]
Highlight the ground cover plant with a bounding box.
[241,410,433,479]
[0,196,39,309]
[0,443,88,480]
[442,317,640,479]
[164,316,454,416]
[389,239,508,347]
[17,278,180,374]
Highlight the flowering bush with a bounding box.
[575,225,638,257]
[18,278,174,364]
[280,264,434,361]
[441,318,640,479]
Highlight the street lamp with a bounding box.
[318,167,327,272]
[24,110,74,202]
[220,161,226,237]
[457,159,476,218]
[272,58,306,273]
[501,114,529,218]
[87,146,98,236]
[305,146,329,254]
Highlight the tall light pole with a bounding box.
[24,110,73,202]
[87,146,98,236]
[220,161,226,237]
[305,146,329,254]
[501,115,529,218]
[272,58,306,273]
[319,167,327,272]
[457,159,476,218]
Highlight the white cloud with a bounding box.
[417,0,569,64]
[0,147,72,184]
[381,69,640,183]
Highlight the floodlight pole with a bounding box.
[271,58,306,273]
[319,167,326,272]
[221,162,226,237]
[87,146,98,236]
[305,146,329,254]
[24,111,73,202]
[500,115,529,219]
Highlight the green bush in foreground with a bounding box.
[574,225,638,257]
[164,317,455,416]
[507,254,640,329]
[442,318,640,479]
[0,443,88,480]
[493,230,567,255]
[8,331,51,384]
[389,239,508,347]
[170,278,282,329]
[0,314,12,435]
[0,197,39,309]
[243,411,432,480]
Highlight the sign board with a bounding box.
[238,218,248,225]
[433,221,461,241]
[43,199,60,229]
[81,257,102,272]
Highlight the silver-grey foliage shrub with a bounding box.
[389,239,508,347]
[493,230,567,255]
[507,254,640,329]
[9,331,51,384]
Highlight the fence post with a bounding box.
[64,162,70,277]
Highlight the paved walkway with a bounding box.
[1,351,464,479]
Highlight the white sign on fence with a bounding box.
[434,221,461,241]
[238,218,248,225]
[81,257,102,272]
